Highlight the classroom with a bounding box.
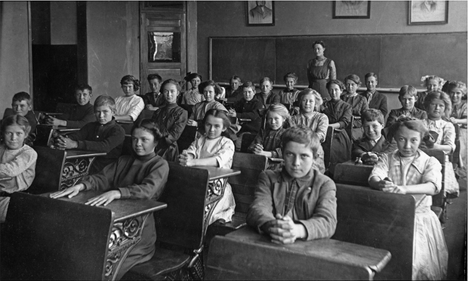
[0,1,466,280]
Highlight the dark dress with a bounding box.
[307,58,334,101]
[321,99,352,174]
[78,152,169,280]
[151,103,188,161]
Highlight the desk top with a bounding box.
[225,227,392,274]
[192,166,241,180]
[46,190,167,222]
[65,149,107,159]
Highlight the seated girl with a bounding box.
[278,72,300,110]
[254,77,280,109]
[228,81,263,135]
[188,80,228,127]
[178,109,235,225]
[341,74,369,140]
[151,79,188,161]
[247,126,337,244]
[352,109,387,164]
[361,72,388,118]
[416,75,445,110]
[180,72,204,106]
[423,91,459,196]
[50,119,169,280]
[447,81,467,180]
[321,79,352,175]
[248,103,290,164]
[292,89,329,173]
[368,118,448,280]
[387,85,427,128]
[115,75,145,122]
[0,115,37,223]
[53,95,126,174]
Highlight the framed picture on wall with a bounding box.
[408,0,448,25]
[246,1,274,26]
[333,1,370,19]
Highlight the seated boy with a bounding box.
[53,95,125,174]
[141,73,165,111]
[386,85,427,128]
[226,75,243,103]
[115,75,145,122]
[227,81,263,135]
[247,126,337,244]
[3,92,37,145]
[352,109,387,164]
[45,84,95,128]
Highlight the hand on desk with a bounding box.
[187,119,198,127]
[178,150,195,167]
[263,214,306,245]
[227,109,236,117]
[46,116,66,126]
[378,178,407,194]
[50,184,122,206]
[54,135,78,150]
[145,104,158,111]
[50,183,85,199]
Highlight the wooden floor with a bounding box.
[445,176,467,280]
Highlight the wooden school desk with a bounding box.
[192,166,241,226]
[45,190,167,281]
[205,227,392,280]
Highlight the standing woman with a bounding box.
[307,41,337,102]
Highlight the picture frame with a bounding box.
[246,1,275,26]
[333,1,370,19]
[408,0,448,25]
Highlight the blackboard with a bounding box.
[210,33,467,88]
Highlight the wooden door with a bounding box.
[140,2,186,95]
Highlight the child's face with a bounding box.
[12,100,31,117]
[366,76,378,92]
[75,89,92,106]
[283,141,314,179]
[328,83,342,101]
[399,94,415,110]
[243,86,255,101]
[285,78,296,90]
[300,93,316,113]
[132,128,157,156]
[396,126,421,157]
[204,115,226,139]
[149,79,161,93]
[267,111,285,131]
[426,98,445,120]
[363,120,383,141]
[230,79,241,91]
[450,87,464,104]
[346,80,358,94]
[427,78,439,92]
[261,81,272,94]
[3,124,26,150]
[121,82,135,96]
[191,77,201,89]
[94,105,114,125]
[163,83,179,104]
[203,85,216,102]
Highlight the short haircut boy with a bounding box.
[398,85,417,98]
[242,81,256,91]
[12,92,32,105]
[147,74,162,83]
[75,84,92,94]
[361,108,384,126]
[94,95,116,114]
[281,126,321,158]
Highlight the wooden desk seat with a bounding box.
[332,183,415,280]
[28,146,66,194]
[1,192,112,280]
[205,227,391,280]
[206,153,268,242]
[122,162,211,280]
